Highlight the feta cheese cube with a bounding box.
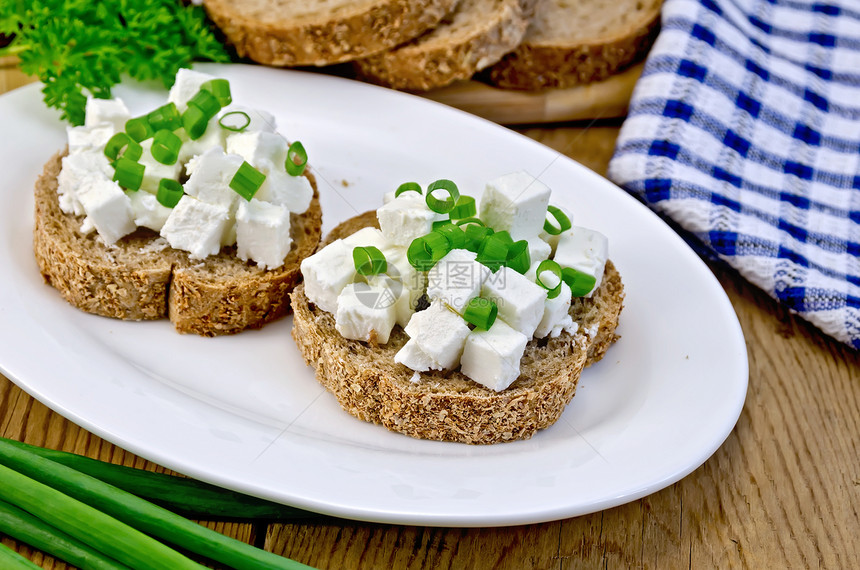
[235,198,292,269]
[255,169,314,214]
[340,226,388,250]
[76,178,136,244]
[403,300,470,370]
[127,190,173,232]
[160,196,231,259]
[426,248,487,313]
[177,117,228,165]
[553,226,609,297]
[225,131,288,173]
[527,237,552,264]
[139,139,182,193]
[394,338,438,372]
[384,246,426,327]
[168,68,216,112]
[335,281,398,344]
[300,239,357,314]
[57,151,112,216]
[182,147,244,209]
[479,171,551,240]
[376,193,438,246]
[481,266,547,338]
[460,319,529,392]
[67,123,114,155]
[84,97,130,131]
[534,281,576,339]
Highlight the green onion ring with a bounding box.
[151,129,181,165]
[543,205,572,235]
[104,133,142,163]
[506,240,531,274]
[425,179,460,214]
[124,116,153,142]
[187,89,221,120]
[454,216,486,227]
[394,182,422,197]
[463,297,498,331]
[156,178,184,208]
[181,105,208,140]
[535,260,564,299]
[561,266,597,297]
[463,223,493,253]
[476,233,509,272]
[146,103,181,132]
[229,161,266,201]
[285,141,308,176]
[433,222,466,250]
[112,157,145,191]
[201,79,232,107]
[353,246,387,275]
[218,111,251,132]
[449,195,476,219]
[407,231,451,271]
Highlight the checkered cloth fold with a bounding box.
[608,0,860,349]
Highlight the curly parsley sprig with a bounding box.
[0,0,230,125]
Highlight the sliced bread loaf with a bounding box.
[33,151,322,336]
[290,211,624,444]
[202,0,459,67]
[353,0,532,91]
[487,0,661,90]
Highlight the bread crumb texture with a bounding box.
[33,151,322,336]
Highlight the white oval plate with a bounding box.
[0,64,747,527]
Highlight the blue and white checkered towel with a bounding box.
[608,0,860,349]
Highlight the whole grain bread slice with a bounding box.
[33,151,322,336]
[487,0,662,90]
[352,0,532,91]
[290,211,624,444]
[202,0,459,67]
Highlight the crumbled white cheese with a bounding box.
[75,178,136,245]
[335,280,398,344]
[84,97,131,131]
[126,190,172,232]
[300,239,357,314]
[168,68,217,112]
[480,171,551,240]
[426,248,487,314]
[182,146,244,209]
[226,130,288,174]
[553,226,609,297]
[480,266,547,338]
[402,299,471,370]
[160,196,231,259]
[235,198,292,270]
[67,123,115,156]
[255,169,314,215]
[394,338,439,372]
[139,139,183,194]
[57,151,113,216]
[376,192,438,247]
[460,319,529,392]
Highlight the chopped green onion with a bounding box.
[432,222,466,249]
[0,543,41,569]
[394,182,422,197]
[218,111,251,132]
[151,130,181,165]
[187,89,221,119]
[104,132,142,163]
[463,297,498,331]
[493,230,514,246]
[146,103,181,132]
[285,141,308,176]
[476,233,509,272]
[201,79,232,107]
[561,267,597,297]
[407,231,452,270]
[463,223,493,252]
[535,260,564,299]
[125,116,153,142]
[113,158,145,191]
[506,240,531,274]
[425,179,460,214]
[454,216,486,227]
[229,161,266,201]
[543,205,572,235]
[156,179,184,208]
[353,246,387,275]
[181,105,208,140]
[449,195,476,219]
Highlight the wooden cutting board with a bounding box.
[417,63,643,125]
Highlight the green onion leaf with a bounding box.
[0,543,42,569]
[432,221,466,250]
[449,195,476,219]
[535,260,564,299]
[463,297,498,331]
[104,133,142,163]
[181,105,208,140]
[476,233,509,272]
[146,103,181,132]
[229,161,266,201]
[157,179,184,208]
[407,232,452,271]
[463,223,493,253]
[561,267,597,297]
[493,230,514,246]
[201,79,232,107]
[187,89,221,119]
[125,116,153,142]
[394,182,422,197]
[218,111,251,132]
[113,158,145,191]
[151,130,181,165]
[543,205,572,235]
[353,246,387,275]
[506,240,531,274]
[425,179,460,214]
[285,141,308,176]
[454,216,486,227]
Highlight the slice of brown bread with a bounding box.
[353,0,532,91]
[202,0,459,67]
[487,0,662,90]
[291,210,624,444]
[33,151,322,336]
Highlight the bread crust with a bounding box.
[33,151,322,336]
[203,0,459,67]
[290,211,624,444]
[487,0,661,90]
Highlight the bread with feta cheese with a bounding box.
[486,0,661,90]
[290,211,624,444]
[33,151,322,336]
[352,0,532,91]
[202,0,459,67]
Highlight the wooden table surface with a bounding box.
[1,61,858,569]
